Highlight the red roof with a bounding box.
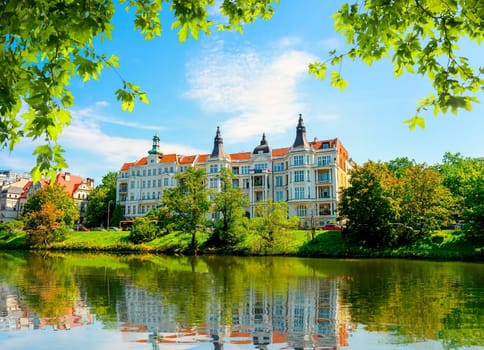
[121,162,135,171]
[272,147,289,157]
[135,157,148,166]
[310,139,337,150]
[229,152,251,161]
[160,154,177,163]
[179,155,196,164]
[55,173,83,196]
[196,154,209,163]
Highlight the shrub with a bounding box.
[128,217,159,244]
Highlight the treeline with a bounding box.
[339,153,484,248]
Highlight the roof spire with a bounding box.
[292,113,309,148]
[252,132,271,154]
[148,134,162,155]
[210,126,226,158]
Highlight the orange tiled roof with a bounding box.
[229,151,251,161]
[196,154,209,163]
[179,155,197,164]
[121,162,135,171]
[310,139,336,150]
[272,147,289,157]
[160,154,178,163]
[56,173,83,196]
[135,157,148,166]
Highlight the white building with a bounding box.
[116,115,354,227]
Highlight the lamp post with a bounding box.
[107,200,113,229]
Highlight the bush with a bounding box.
[0,220,24,239]
[128,217,159,244]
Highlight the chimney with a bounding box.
[65,172,70,181]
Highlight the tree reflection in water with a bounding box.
[0,252,483,350]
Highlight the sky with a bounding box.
[1,1,483,184]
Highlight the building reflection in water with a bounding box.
[0,284,94,331]
[117,277,350,349]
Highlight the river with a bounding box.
[0,251,483,349]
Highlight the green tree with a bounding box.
[128,216,159,244]
[250,199,299,253]
[386,157,415,179]
[22,184,79,228]
[84,172,119,228]
[398,164,454,235]
[309,0,483,129]
[161,166,211,255]
[3,1,481,178]
[436,153,484,224]
[210,168,250,248]
[462,169,484,239]
[339,161,400,248]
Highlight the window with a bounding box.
[241,165,250,174]
[254,163,268,171]
[242,179,250,189]
[148,169,151,176]
[157,179,161,187]
[296,205,307,217]
[210,164,218,173]
[232,167,239,175]
[273,162,285,172]
[317,155,332,167]
[142,181,146,188]
[294,170,304,182]
[318,171,331,183]
[295,187,304,199]
[318,188,331,198]
[143,170,146,176]
[253,176,264,187]
[209,178,218,188]
[163,178,169,186]
[275,175,284,187]
[293,155,304,166]
[275,191,284,201]
[130,181,135,189]
[319,204,331,216]
[322,142,330,149]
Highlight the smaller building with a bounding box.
[27,173,95,224]
[0,179,31,223]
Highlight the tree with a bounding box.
[309,0,483,129]
[398,164,454,234]
[22,185,78,246]
[210,168,250,248]
[250,199,299,253]
[23,202,65,246]
[22,184,79,228]
[3,1,481,179]
[128,216,159,244]
[339,161,400,248]
[83,171,119,228]
[161,166,211,254]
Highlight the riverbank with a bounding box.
[1,229,483,261]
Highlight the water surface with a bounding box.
[0,252,482,349]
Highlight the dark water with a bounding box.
[0,252,483,350]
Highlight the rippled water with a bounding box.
[0,252,483,349]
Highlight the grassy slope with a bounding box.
[1,229,483,261]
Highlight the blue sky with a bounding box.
[2,1,483,184]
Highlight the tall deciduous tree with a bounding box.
[22,184,79,228]
[251,199,299,253]
[84,171,119,228]
[339,161,400,248]
[2,1,481,178]
[161,166,211,255]
[22,185,78,245]
[309,0,483,129]
[211,167,249,248]
[398,164,454,234]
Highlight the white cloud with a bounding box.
[184,39,316,143]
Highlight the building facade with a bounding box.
[116,115,354,227]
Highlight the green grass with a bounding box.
[1,228,483,261]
